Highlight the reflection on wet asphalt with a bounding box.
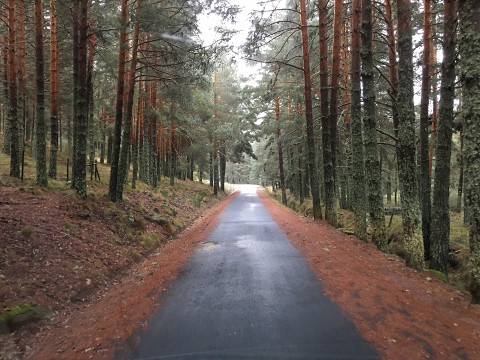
[127,185,380,360]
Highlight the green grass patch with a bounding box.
[139,233,162,251]
[191,191,206,208]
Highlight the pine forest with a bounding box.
[1,0,480,357]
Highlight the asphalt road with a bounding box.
[126,185,380,360]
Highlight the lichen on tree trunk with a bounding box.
[431,0,457,275]
[458,0,480,303]
[396,0,424,269]
[361,0,386,250]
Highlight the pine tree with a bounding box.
[350,0,367,241]
[49,0,59,179]
[430,0,457,275]
[108,0,128,202]
[419,0,433,260]
[35,0,48,187]
[300,0,322,220]
[458,0,480,303]
[319,0,337,226]
[396,0,424,268]
[71,0,89,199]
[118,0,141,198]
[7,0,20,178]
[361,0,386,249]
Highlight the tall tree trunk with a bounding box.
[87,24,96,181]
[49,0,59,179]
[118,4,141,197]
[72,0,88,198]
[220,140,226,191]
[361,0,386,249]
[429,26,438,178]
[170,117,176,186]
[17,0,27,145]
[459,0,480,303]
[276,97,287,205]
[213,136,218,195]
[2,35,10,155]
[35,0,47,187]
[329,0,342,191]
[350,0,367,241]
[419,0,433,260]
[456,124,464,213]
[300,0,322,220]
[108,0,128,202]
[384,0,399,139]
[149,76,158,188]
[341,16,352,211]
[431,0,457,275]
[213,72,219,195]
[209,151,213,187]
[100,108,106,165]
[319,0,337,226]
[396,0,424,269]
[7,0,20,178]
[71,0,79,186]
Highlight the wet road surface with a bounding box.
[127,185,379,359]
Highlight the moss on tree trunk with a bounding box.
[431,0,456,275]
[361,0,386,250]
[458,0,480,303]
[396,0,424,269]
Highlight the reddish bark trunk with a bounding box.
[300,0,322,220]
[49,0,59,178]
[108,0,128,201]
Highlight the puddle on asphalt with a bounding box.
[235,235,256,248]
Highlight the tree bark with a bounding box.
[220,140,226,192]
[2,35,10,155]
[300,0,322,220]
[7,0,20,178]
[49,0,59,179]
[71,0,79,186]
[118,5,141,197]
[276,97,287,205]
[361,0,386,249]
[430,0,457,275]
[319,0,337,226]
[329,0,343,190]
[459,0,480,303]
[170,115,176,186]
[87,23,96,182]
[350,0,367,241]
[396,0,424,269]
[108,0,128,202]
[72,0,89,199]
[456,125,464,213]
[17,0,27,145]
[384,0,399,139]
[419,0,433,260]
[35,0,48,187]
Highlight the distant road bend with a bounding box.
[126,185,379,360]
